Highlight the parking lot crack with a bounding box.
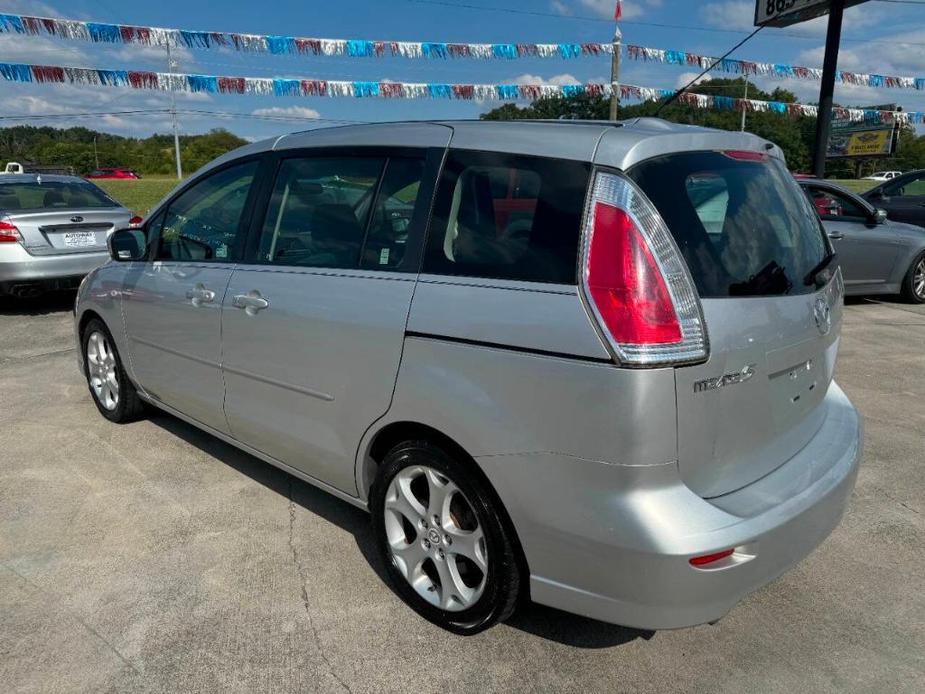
[287,480,354,694]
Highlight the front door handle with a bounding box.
[232,290,270,316]
[186,283,215,307]
[827,232,844,241]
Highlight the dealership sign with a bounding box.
[755,0,869,28]
[826,123,896,159]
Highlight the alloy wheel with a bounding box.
[383,465,488,612]
[914,258,925,301]
[86,331,120,411]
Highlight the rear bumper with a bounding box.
[0,243,109,292]
[478,381,861,630]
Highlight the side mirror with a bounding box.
[108,228,147,261]
[873,208,888,225]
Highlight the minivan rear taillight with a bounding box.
[581,172,707,366]
[0,220,21,243]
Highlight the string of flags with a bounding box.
[625,44,925,91]
[1,60,922,124]
[0,12,614,60]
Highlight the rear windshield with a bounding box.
[628,151,828,297]
[0,181,118,211]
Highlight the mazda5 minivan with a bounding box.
[74,119,861,634]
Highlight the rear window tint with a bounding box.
[628,151,828,297]
[424,151,590,284]
[0,181,117,211]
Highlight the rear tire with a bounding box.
[370,440,521,635]
[82,318,145,423]
[901,252,925,304]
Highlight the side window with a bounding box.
[360,158,426,270]
[884,174,925,198]
[806,187,867,219]
[156,161,258,262]
[686,173,729,236]
[257,157,384,268]
[424,151,590,284]
[142,209,166,257]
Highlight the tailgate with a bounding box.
[626,148,841,498]
[11,210,128,255]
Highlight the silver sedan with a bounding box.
[800,179,925,303]
[0,174,136,298]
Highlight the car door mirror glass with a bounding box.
[873,208,888,225]
[109,228,147,261]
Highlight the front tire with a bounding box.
[901,252,925,304]
[82,318,145,423]
[370,440,522,635]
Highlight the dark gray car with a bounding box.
[0,174,136,297]
[862,168,925,229]
[801,179,925,302]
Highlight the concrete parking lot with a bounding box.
[1,292,923,694]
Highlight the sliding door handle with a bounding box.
[232,290,270,315]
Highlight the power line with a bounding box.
[656,27,764,115]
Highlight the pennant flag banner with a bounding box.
[0,12,613,60]
[626,44,925,92]
[2,60,922,125]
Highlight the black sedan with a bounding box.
[862,168,925,228]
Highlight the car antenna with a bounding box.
[655,26,763,117]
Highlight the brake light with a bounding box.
[689,549,735,567]
[0,220,21,243]
[722,150,768,162]
[581,172,707,366]
[128,215,143,227]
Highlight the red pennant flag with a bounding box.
[615,1,622,21]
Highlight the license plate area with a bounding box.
[63,231,97,248]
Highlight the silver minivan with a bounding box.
[74,119,861,634]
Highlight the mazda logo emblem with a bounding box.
[70,215,84,223]
[813,298,832,335]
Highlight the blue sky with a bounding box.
[1,0,924,140]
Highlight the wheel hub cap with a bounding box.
[86,331,120,411]
[383,465,488,612]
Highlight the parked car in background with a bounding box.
[86,168,141,180]
[2,161,76,176]
[862,171,902,182]
[801,179,925,303]
[0,174,140,298]
[74,119,860,635]
[863,169,925,229]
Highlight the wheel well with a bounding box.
[77,310,104,354]
[364,421,531,590]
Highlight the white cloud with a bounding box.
[700,0,889,36]
[251,106,321,119]
[511,73,581,86]
[674,72,712,89]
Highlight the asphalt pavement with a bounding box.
[1,292,923,694]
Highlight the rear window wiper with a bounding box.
[804,251,838,289]
[729,261,793,296]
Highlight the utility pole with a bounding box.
[609,26,622,121]
[811,0,845,179]
[166,41,183,180]
[93,135,99,169]
[740,79,749,132]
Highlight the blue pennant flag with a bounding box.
[347,40,374,57]
[916,79,925,91]
[428,83,452,99]
[180,30,212,48]
[422,43,448,59]
[560,84,583,98]
[0,14,25,33]
[187,74,217,92]
[0,63,32,82]
[558,43,581,59]
[96,69,129,86]
[869,74,884,87]
[491,44,517,59]
[665,50,686,66]
[87,22,121,43]
[266,36,295,55]
[353,81,380,97]
[714,95,734,110]
[769,101,787,113]
[274,79,301,96]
